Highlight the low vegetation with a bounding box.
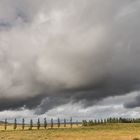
[0,123,140,140]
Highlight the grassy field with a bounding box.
[0,123,140,140]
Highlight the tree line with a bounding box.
[3,117,140,130]
[3,117,77,130]
[82,117,140,126]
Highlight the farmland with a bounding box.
[0,123,140,140]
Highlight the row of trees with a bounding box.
[4,117,140,129]
[4,117,77,130]
[82,118,140,126]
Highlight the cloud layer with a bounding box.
[0,0,140,113]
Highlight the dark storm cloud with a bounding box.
[0,94,45,111]
[0,0,140,113]
[124,94,140,108]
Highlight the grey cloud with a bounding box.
[124,94,140,108]
[0,0,140,113]
[0,94,45,111]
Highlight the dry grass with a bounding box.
[0,123,140,140]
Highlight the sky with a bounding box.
[0,0,140,122]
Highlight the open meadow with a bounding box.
[0,123,140,140]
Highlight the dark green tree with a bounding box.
[13,118,17,130]
[37,118,40,130]
[76,120,79,126]
[100,119,103,124]
[44,118,47,129]
[104,119,107,124]
[97,119,100,124]
[51,118,53,128]
[57,118,60,128]
[4,118,7,130]
[70,117,72,128]
[94,119,97,125]
[109,117,112,123]
[88,120,94,126]
[22,118,25,130]
[107,118,110,123]
[64,119,66,127]
[82,120,87,126]
[29,119,33,130]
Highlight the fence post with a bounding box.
[22,118,25,130]
[13,118,17,130]
[51,118,53,128]
[44,118,47,129]
[4,118,7,130]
